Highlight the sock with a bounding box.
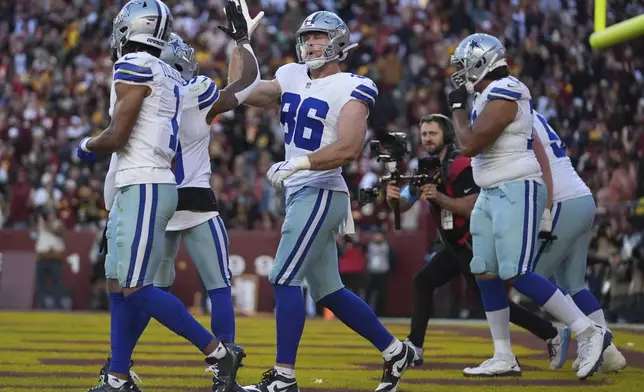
[107,374,127,388]
[513,273,591,335]
[274,365,295,379]
[125,285,214,351]
[273,285,306,366]
[477,278,512,359]
[124,300,151,362]
[381,339,403,361]
[587,309,607,327]
[208,287,236,343]
[108,293,130,375]
[206,340,228,359]
[572,289,602,317]
[508,301,557,341]
[319,288,393,352]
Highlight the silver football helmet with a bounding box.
[295,11,357,70]
[450,33,507,88]
[160,33,198,81]
[112,0,173,59]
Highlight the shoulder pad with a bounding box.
[184,76,220,111]
[347,74,378,107]
[487,77,529,101]
[113,52,156,84]
[275,62,307,79]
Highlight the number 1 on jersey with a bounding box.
[536,113,566,158]
[169,85,180,151]
[280,93,329,152]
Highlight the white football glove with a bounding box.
[266,156,310,189]
[538,208,557,243]
[235,0,264,38]
[539,208,553,233]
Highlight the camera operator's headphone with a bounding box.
[421,114,455,145]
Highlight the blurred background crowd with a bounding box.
[1,0,643,320]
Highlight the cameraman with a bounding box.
[387,115,562,364]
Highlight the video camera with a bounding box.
[358,131,442,230]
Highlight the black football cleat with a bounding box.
[242,368,299,392]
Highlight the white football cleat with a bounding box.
[572,343,626,373]
[575,324,612,380]
[600,343,627,372]
[463,356,522,377]
[546,327,571,370]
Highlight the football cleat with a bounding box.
[206,343,247,392]
[93,357,142,392]
[463,356,522,377]
[546,327,571,370]
[572,342,626,373]
[576,324,612,380]
[404,339,424,366]
[375,341,417,392]
[243,368,299,392]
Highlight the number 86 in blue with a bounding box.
[280,93,329,151]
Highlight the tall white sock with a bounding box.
[382,339,403,361]
[543,290,591,335]
[587,309,608,327]
[275,365,295,379]
[108,375,127,388]
[207,341,227,359]
[485,307,513,360]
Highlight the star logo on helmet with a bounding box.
[469,39,482,50]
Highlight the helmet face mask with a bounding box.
[160,33,198,81]
[295,11,354,70]
[112,0,173,60]
[450,33,507,89]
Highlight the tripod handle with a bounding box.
[392,199,401,230]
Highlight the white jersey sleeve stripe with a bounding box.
[114,62,153,75]
[350,90,375,106]
[355,84,378,100]
[489,87,521,100]
[114,70,153,84]
[198,85,220,110]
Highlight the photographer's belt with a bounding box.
[176,187,218,212]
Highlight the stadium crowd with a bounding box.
[0,0,643,320]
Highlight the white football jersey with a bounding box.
[111,51,184,188]
[104,85,119,211]
[166,75,220,232]
[532,110,591,202]
[275,63,378,198]
[470,76,541,188]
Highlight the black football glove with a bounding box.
[217,0,249,43]
[448,85,469,112]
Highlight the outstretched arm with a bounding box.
[206,40,260,123]
[228,48,281,108]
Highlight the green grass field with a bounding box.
[0,311,643,391]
